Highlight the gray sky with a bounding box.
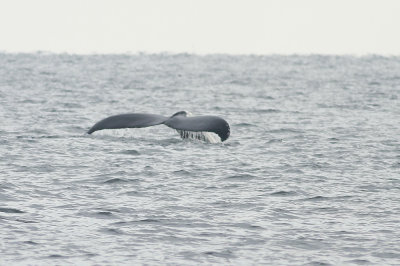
[1,0,399,54]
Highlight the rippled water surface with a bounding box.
[1,53,400,265]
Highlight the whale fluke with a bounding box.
[87,111,230,142]
[87,113,167,134]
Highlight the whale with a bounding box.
[87,111,230,142]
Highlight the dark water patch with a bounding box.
[345,259,372,265]
[178,251,201,262]
[124,190,144,197]
[265,138,283,144]
[103,178,129,184]
[380,139,399,147]
[315,207,339,213]
[142,170,159,177]
[204,186,218,190]
[234,122,256,127]
[66,126,87,132]
[119,149,140,155]
[327,137,339,142]
[307,261,333,266]
[101,228,124,235]
[270,190,297,196]
[229,79,251,85]
[0,192,15,201]
[357,184,381,192]
[96,211,114,216]
[15,135,39,143]
[284,237,330,251]
[222,183,241,189]
[39,71,56,76]
[78,210,119,219]
[15,218,37,223]
[300,195,352,202]
[37,135,64,139]
[63,102,83,108]
[284,168,304,174]
[203,250,236,259]
[391,162,400,168]
[302,161,331,169]
[253,108,281,113]
[372,252,400,259]
[222,140,241,147]
[301,196,330,201]
[48,254,64,258]
[111,218,161,226]
[232,222,264,230]
[368,81,380,86]
[137,218,161,223]
[272,208,300,219]
[23,240,39,245]
[97,170,129,178]
[173,169,192,176]
[83,252,98,258]
[212,200,230,207]
[226,174,256,181]
[0,207,24,213]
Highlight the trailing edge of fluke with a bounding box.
[87,111,230,142]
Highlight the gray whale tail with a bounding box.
[87,111,230,142]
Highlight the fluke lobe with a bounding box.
[87,111,230,142]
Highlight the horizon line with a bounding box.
[1,50,400,58]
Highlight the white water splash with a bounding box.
[176,129,221,143]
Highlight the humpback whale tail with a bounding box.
[87,111,230,142]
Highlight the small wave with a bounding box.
[345,259,371,265]
[103,178,129,184]
[203,250,236,259]
[15,218,37,223]
[101,227,124,235]
[266,139,283,144]
[373,252,400,259]
[284,168,304,174]
[226,174,256,180]
[327,137,339,142]
[78,210,119,219]
[23,240,39,245]
[301,195,352,202]
[62,102,83,108]
[270,191,297,196]
[253,108,281,113]
[232,222,264,230]
[39,71,55,76]
[301,196,329,201]
[137,218,160,223]
[307,260,332,266]
[172,170,191,176]
[111,218,161,225]
[119,149,140,155]
[96,211,114,216]
[0,207,24,213]
[234,122,256,127]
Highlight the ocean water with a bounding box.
[0,53,399,265]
